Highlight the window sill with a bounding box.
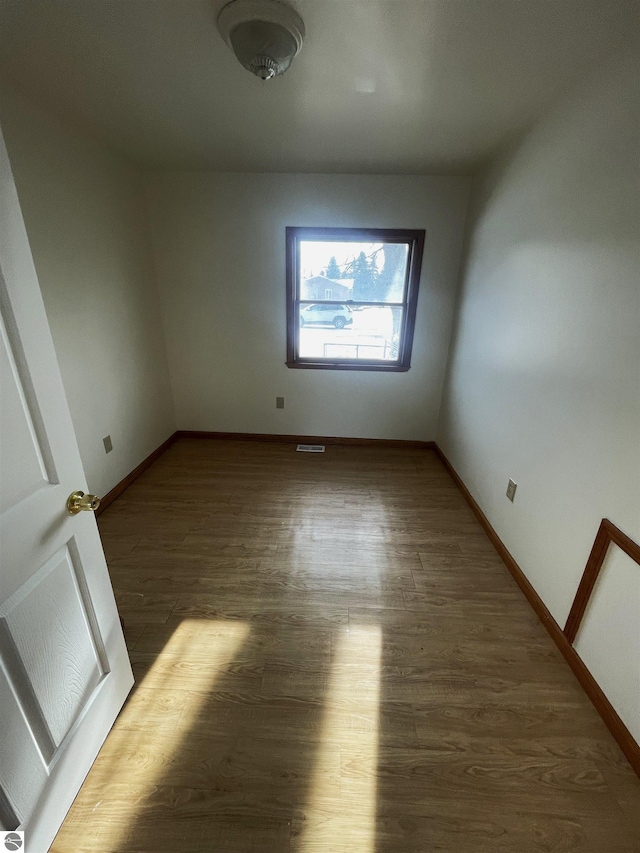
[286,360,410,372]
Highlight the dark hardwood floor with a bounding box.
[52,438,640,852]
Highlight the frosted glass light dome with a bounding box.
[217,0,305,80]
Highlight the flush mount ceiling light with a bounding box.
[217,0,305,80]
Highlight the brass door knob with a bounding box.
[67,490,101,515]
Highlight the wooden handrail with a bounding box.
[564,519,640,643]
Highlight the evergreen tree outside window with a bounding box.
[286,227,425,371]
[324,256,341,280]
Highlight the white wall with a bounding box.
[0,87,175,497]
[145,172,469,440]
[438,47,640,739]
[574,547,640,739]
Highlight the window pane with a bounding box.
[299,304,404,361]
[287,227,424,371]
[300,241,408,303]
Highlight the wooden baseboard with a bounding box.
[96,433,178,516]
[176,430,435,450]
[433,444,640,778]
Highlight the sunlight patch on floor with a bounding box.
[297,624,382,852]
[84,618,250,852]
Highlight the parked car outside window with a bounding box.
[299,303,353,329]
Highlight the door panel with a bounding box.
[0,664,48,830]
[0,309,52,511]
[0,126,133,852]
[1,545,108,749]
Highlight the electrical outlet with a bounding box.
[506,479,517,502]
[103,435,113,454]
[276,396,285,409]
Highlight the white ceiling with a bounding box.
[0,0,637,173]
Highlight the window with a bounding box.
[286,227,425,371]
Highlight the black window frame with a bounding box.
[286,226,425,372]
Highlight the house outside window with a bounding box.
[286,227,425,371]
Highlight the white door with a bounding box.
[0,128,133,852]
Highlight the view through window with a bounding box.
[286,227,425,371]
